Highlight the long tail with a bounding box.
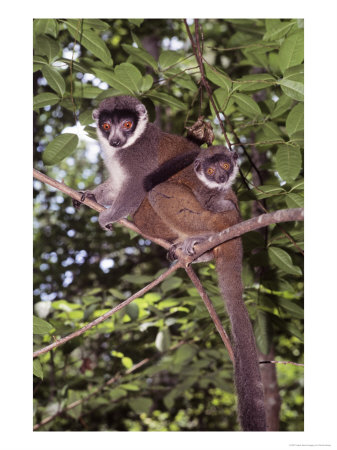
[214,238,267,431]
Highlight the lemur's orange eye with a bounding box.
[122,120,133,129]
[103,122,111,131]
[207,167,215,175]
[221,162,230,170]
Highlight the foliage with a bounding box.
[33,18,304,431]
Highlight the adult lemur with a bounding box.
[79,95,199,228]
[80,96,266,431]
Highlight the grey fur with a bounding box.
[87,96,160,228]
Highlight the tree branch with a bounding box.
[178,208,304,267]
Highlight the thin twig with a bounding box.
[259,360,304,367]
[185,266,234,362]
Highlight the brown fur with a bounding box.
[133,151,267,431]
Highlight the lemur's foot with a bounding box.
[180,237,202,256]
[167,236,209,261]
[72,191,97,209]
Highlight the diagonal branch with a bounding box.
[178,208,304,267]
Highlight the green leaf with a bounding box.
[33,359,43,380]
[121,357,133,369]
[263,20,295,41]
[67,390,82,419]
[33,315,53,334]
[35,35,60,62]
[41,65,66,96]
[210,88,232,117]
[120,383,139,391]
[34,19,59,38]
[255,310,271,355]
[285,193,304,208]
[278,65,304,101]
[159,50,183,70]
[141,74,153,92]
[275,144,302,181]
[286,103,304,137]
[285,322,304,341]
[79,109,94,126]
[73,85,104,99]
[261,121,282,139]
[122,43,157,70]
[268,246,302,276]
[42,133,79,166]
[232,93,262,118]
[128,19,144,27]
[155,328,171,352]
[58,58,94,74]
[279,79,304,101]
[94,63,143,95]
[33,93,60,109]
[122,274,153,284]
[235,74,275,92]
[278,299,304,319]
[33,55,49,68]
[125,303,139,321]
[66,19,113,66]
[174,344,197,365]
[129,397,153,415]
[82,19,110,31]
[251,185,285,200]
[204,65,232,92]
[84,126,97,140]
[147,92,186,110]
[271,94,293,119]
[114,63,143,93]
[279,30,304,73]
[161,276,182,293]
[52,300,82,311]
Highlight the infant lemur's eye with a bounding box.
[102,122,111,131]
[122,120,133,130]
[221,162,230,170]
[207,168,215,175]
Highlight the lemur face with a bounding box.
[194,151,239,190]
[92,96,149,151]
[97,109,139,148]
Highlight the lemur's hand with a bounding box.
[72,191,97,209]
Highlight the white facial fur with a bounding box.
[97,129,128,193]
[195,163,239,191]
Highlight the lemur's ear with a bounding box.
[194,159,201,172]
[92,109,99,120]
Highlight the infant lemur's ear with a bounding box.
[92,109,99,121]
[194,159,202,172]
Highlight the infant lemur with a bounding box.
[79,95,266,431]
